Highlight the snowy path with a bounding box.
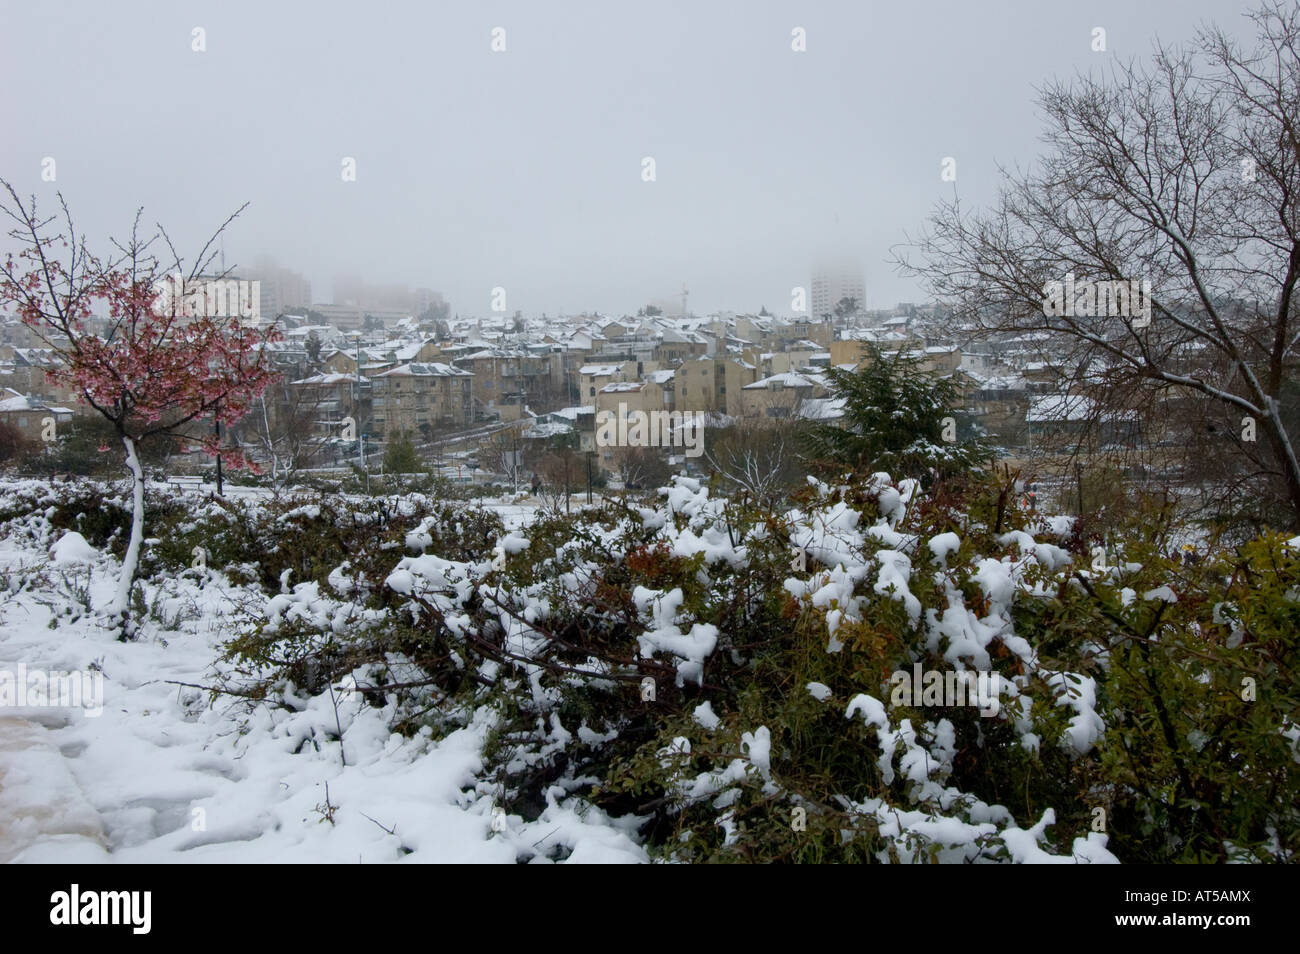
[0,716,107,862]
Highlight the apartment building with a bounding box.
[675,354,759,417]
[370,362,474,437]
[810,266,866,321]
[578,362,633,401]
[592,376,678,473]
[454,348,566,422]
[738,371,828,420]
[0,389,74,437]
[285,372,368,436]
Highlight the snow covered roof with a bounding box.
[0,389,72,415]
[975,375,1027,391]
[743,372,820,390]
[379,362,472,378]
[522,421,573,439]
[1027,393,1138,423]
[548,405,594,421]
[461,348,530,360]
[291,372,369,385]
[579,364,622,375]
[1027,394,1093,422]
[798,397,847,420]
[0,393,35,412]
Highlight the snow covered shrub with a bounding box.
[37,467,1286,863]
[45,484,133,556]
[569,472,1117,862]
[400,471,1296,862]
[216,495,505,719]
[332,470,1122,862]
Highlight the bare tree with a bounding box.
[611,444,672,491]
[535,448,580,512]
[481,430,525,490]
[900,1,1300,529]
[245,377,340,483]
[703,417,804,507]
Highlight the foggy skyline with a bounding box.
[2,0,1259,318]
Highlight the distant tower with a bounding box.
[681,283,689,318]
[811,264,865,320]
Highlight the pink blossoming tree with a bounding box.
[0,180,280,635]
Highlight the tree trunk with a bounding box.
[1264,410,1300,530]
[111,434,146,637]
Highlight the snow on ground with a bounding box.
[0,495,644,864]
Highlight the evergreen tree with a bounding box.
[383,432,425,475]
[804,343,988,481]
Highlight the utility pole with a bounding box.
[214,400,224,495]
[355,333,363,464]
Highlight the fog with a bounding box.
[1,0,1258,317]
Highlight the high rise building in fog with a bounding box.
[331,275,447,321]
[810,265,865,320]
[242,257,312,319]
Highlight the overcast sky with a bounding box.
[1,0,1261,318]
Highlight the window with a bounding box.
[589,387,596,396]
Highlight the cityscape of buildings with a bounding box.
[0,259,1127,482]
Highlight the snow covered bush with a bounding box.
[404,473,1296,862]
[6,471,1294,862]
